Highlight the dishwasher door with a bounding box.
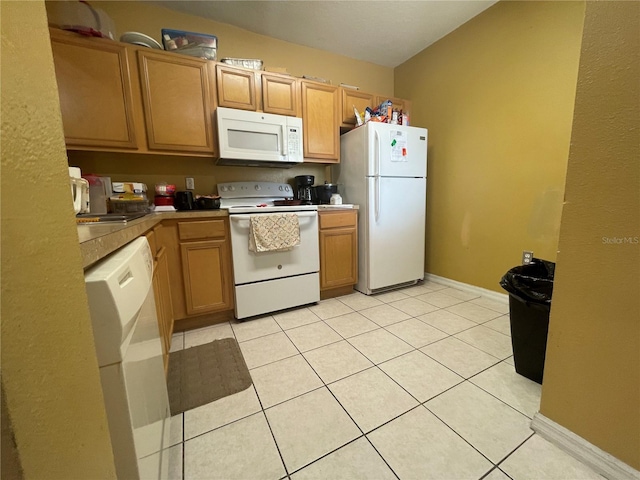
[85,237,170,479]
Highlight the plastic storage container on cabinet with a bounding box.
[500,258,555,384]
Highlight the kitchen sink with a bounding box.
[76,212,149,224]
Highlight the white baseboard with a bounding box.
[424,273,509,304]
[531,413,640,480]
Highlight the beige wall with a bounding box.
[540,1,640,470]
[88,0,393,94]
[48,0,394,193]
[1,1,116,478]
[394,1,585,292]
[66,151,331,197]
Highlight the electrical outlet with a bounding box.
[185,177,195,190]
[522,250,534,265]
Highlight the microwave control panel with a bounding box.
[288,127,300,155]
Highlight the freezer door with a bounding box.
[361,176,426,292]
[367,123,428,178]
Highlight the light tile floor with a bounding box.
[165,280,604,480]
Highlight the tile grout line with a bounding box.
[175,288,518,478]
[275,310,409,479]
[493,431,536,475]
[422,398,500,469]
[258,406,291,479]
[466,372,540,421]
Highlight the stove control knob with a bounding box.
[255,185,261,191]
[220,186,226,192]
[284,185,290,192]
[229,186,235,191]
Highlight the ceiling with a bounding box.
[155,1,498,68]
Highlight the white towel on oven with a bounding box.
[249,213,301,253]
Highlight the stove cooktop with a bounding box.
[218,181,317,213]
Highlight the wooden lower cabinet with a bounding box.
[146,227,174,372]
[153,246,174,372]
[319,210,358,299]
[180,239,230,315]
[157,217,234,330]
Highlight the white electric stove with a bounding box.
[218,181,318,213]
[218,182,320,319]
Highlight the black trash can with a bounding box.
[500,259,555,384]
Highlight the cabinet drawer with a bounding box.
[319,211,357,229]
[178,220,226,240]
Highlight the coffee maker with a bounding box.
[294,175,314,205]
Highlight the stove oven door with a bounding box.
[229,211,319,285]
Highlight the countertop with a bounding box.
[317,204,358,210]
[79,206,359,269]
[78,210,228,269]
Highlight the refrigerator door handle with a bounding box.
[375,175,380,222]
[374,129,381,176]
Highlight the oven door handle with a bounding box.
[229,212,318,222]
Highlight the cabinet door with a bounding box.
[156,246,174,356]
[216,65,257,110]
[319,228,358,289]
[341,88,374,125]
[300,81,340,162]
[261,73,297,116]
[50,32,137,149]
[180,239,233,316]
[138,51,214,153]
[374,95,411,114]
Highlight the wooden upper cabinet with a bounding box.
[341,88,374,125]
[216,64,257,111]
[137,51,214,153]
[261,73,297,116]
[300,80,340,163]
[374,95,411,114]
[49,31,137,149]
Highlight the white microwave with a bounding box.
[216,107,303,168]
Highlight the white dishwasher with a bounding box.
[84,237,170,479]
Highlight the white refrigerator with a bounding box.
[334,122,428,295]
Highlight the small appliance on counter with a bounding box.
[195,195,221,210]
[153,183,176,211]
[110,182,149,214]
[69,166,90,214]
[295,175,314,205]
[174,191,195,211]
[313,182,339,205]
[82,174,111,214]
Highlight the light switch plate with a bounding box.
[185,177,195,190]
